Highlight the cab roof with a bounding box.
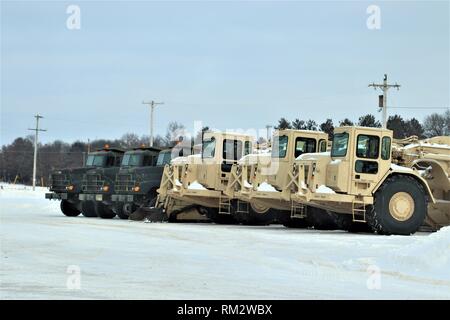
[130,146,161,152]
[93,147,125,153]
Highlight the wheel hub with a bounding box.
[389,192,414,221]
[250,202,269,214]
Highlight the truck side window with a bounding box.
[202,138,216,158]
[244,141,252,156]
[294,138,316,158]
[356,135,380,159]
[381,136,391,160]
[319,139,327,152]
[331,133,349,157]
[355,160,378,174]
[223,139,243,161]
[271,135,288,158]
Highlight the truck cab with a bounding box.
[78,147,124,217]
[111,146,186,219]
[46,146,124,217]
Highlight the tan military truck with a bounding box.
[157,131,254,223]
[225,129,330,227]
[392,135,450,230]
[286,126,449,235]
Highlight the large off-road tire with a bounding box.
[123,202,138,217]
[234,202,277,226]
[306,207,340,230]
[115,203,128,220]
[332,214,372,233]
[96,202,116,219]
[81,200,97,217]
[60,200,81,217]
[367,175,427,235]
[205,207,238,225]
[276,210,310,228]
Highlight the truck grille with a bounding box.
[50,173,69,192]
[115,173,135,192]
[82,174,104,192]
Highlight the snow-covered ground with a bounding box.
[0,183,449,299]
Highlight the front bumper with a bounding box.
[45,192,68,200]
[79,193,109,202]
[111,194,137,202]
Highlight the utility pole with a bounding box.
[265,125,272,143]
[369,74,401,128]
[142,100,164,147]
[28,114,46,191]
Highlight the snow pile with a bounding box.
[330,159,341,165]
[390,163,414,172]
[187,181,207,190]
[257,181,277,192]
[296,151,330,161]
[171,154,202,165]
[238,153,271,165]
[171,157,188,165]
[243,180,253,188]
[316,185,335,194]
[389,226,450,277]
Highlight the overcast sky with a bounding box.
[1,0,449,145]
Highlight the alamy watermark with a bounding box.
[66,5,81,30]
[367,5,381,30]
[66,265,81,290]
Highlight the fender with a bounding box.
[373,169,436,204]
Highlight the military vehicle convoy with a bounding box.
[45,146,124,217]
[46,145,186,219]
[155,126,450,235]
[156,129,333,226]
[232,126,449,235]
[45,123,449,235]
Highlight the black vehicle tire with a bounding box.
[234,202,277,226]
[60,200,81,217]
[123,202,138,217]
[306,207,340,230]
[81,200,97,217]
[367,175,427,235]
[276,210,309,228]
[332,214,372,233]
[205,207,238,225]
[96,202,116,219]
[115,203,128,220]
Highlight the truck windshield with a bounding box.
[331,133,349,157]
[156,151,172,166]
[121,153,142,166]
[86,155,105,167]
[272,135,288,158]
[202,138,216,158]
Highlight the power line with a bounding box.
[27,114,46,191]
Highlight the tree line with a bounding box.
[1,111,448,185]
[0,121,193,185]
[273,111,450,140]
